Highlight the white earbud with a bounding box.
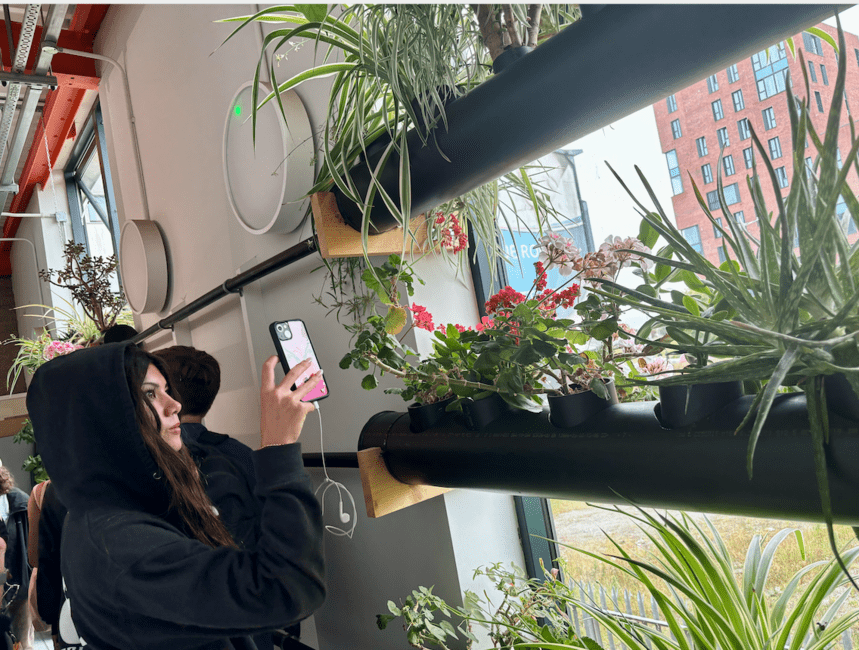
[339,500,350,524]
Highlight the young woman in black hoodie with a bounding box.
[26,342,326,650]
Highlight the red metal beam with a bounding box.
[0,5,108,275]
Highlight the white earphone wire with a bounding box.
[312,402,356,538]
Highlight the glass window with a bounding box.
[706,189,720,211]
[718,245,728,264]
[723,182,741,205]
[701,163,713,184]
[666,149,683,195]
[671,118,682,139]
[821,64,829,86]
[707,74,719,93]
[775,166,789,188]
[762,107,776,130]
[712,99,724,121]
[768,136,782,160]
[737,118,751,141]
[727,63,739,83]
[743,146,754,168]
[837,148,843,169]
[855,48,859,67]
[751,42,788,100]
[717,127,730,147]
[803,31,823,56]
[723,155,735,176]
[666,94,678,113]
[681,225,703,252]
[815,91,824,113]
[696,136,708,157]
[808,60,818,83]
[734,211,746,223]
[732,89,744,112]
[806,155,814,173]
[713,216,723,238]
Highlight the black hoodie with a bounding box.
[27,342,325,650]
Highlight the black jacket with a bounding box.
[2,488,29,602]
[27,342,325,650]
[36,482,66,630]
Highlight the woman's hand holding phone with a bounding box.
[260,356,323,447]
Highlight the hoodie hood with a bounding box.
[27,342,171,516]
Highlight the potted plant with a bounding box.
[593,19,859,583]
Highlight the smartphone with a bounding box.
[269,319,329,402]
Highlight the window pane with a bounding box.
[701,163,713,184]
[768,136,782,160]
[737,118,750,141]
[743,147,754,169]
[734,211,746,223]
[681,225,703,252]
[723,155,735,176]
[727,63,739,83]
[713,216,723,238]
[718,127,729,147]
[707,74,719,93]
[671,118,682,138]
[718,246,727,263]
[821,64,829,86]
[666,149,682,195]
[732,89,744,112]
[712,99,724,121]
[763,107,776,130]
[696,136,708,157]
[808,60,818,82]
[815,91,824,113]
[775,166,788,188]
[706,190,720,211]
[666,94,677,113]
[724,183,741,205]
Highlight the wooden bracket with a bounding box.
[311,191,431,259]
[357,447,450,518]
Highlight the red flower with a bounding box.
[435,213,469,254]
[409,304,435,331]
[485,286,526,315]
[475,316,495,332]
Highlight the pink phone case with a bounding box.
[271,320,329,402]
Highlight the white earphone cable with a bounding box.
[312,402,356,538]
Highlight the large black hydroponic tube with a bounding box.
[334,4,843,232]
[358,394,859,525]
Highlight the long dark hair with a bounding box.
[125,346,236,549]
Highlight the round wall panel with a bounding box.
[223,81,314,235]
[119,220,169,314]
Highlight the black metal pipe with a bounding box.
[333,4,843,231]
[133,237,317,342]
[302,453,359,469]
[358,395,859,525]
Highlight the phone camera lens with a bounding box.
[276,324,284,332]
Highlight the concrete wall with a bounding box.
[87,5,525,648]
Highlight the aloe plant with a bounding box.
[590,18,859,586]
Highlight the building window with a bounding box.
[696,136,708,157]
[806,156,814,173]
[837,148,843,169]
[775,166,789,188]
[666,149,683,195]
[762,107,776,130]
[731,89,745,112]
[671,118,682,139]
[768,136,782,160]
[751,42,788,100]
[723,182,741,205]
[743,147,754,169]
[681,225,703,253]
[815,91,824,113]
[734,211,746,223]
[723,155,735,176]
[707,74,719,93]
[803,31,823,56]
[701,163,713,184]
[718,246,728,264]
[820,64,829,86]
[808,60,818,83]
[666,94,677,113]
[737,118,751,141]
[713,216,723,238]
[855,48,859,67]
[64,101,122,269]
[711,99,724,121]
[846,98,851,115]
[727,63,739,83]
[717,127,730,147]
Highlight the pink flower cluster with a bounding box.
[43,340,83,361]
[536,232,651,285]
[434,212,468,254]
[639,356,673,377]
[537,232,581,277]
[408,304,495,334]
[483,281,580,317]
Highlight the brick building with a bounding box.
[653,23,859,264]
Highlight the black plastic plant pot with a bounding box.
[408,398,454,433]
[548,381,618,429]
[357,395,859,525]
[462,393,508,431]
[657,380,744,429]
[824,373,859,422]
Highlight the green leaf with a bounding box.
[376,613,395,630]
[638,218,660,249]
[682,294,701,317]
[361,374,378,390]
[295,4,328,23]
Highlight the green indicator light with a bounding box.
[234,104,242,117]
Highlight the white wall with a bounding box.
[94,5,525,648]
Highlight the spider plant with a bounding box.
[219,4,578,272]
[592,18,859,587]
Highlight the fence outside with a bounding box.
[569,581,855,650]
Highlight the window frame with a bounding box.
[731,89,745,112]
[727,63,739,83]
[808,60,818,83]
[723,155,736,177]
[713,216,723,239]
[737,118,751,141]
[666,149,683,195]
[707,74,719,93]
[671,118,682,139]
[762,107,776,130]
[696,136,708,157]
[701,163,713,184]
[743,146,754,169]
[711,99,724,121]
[815,91,824,113]
[820,64,829,86]
[768,136,782,160]
[681,224,703,252]
[717,126,730,148]
[666,94,678,113]
[775,166,789,188]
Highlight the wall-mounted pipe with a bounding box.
[358,395,859,525]
[332,4,842,231]
[1,236,45,313]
